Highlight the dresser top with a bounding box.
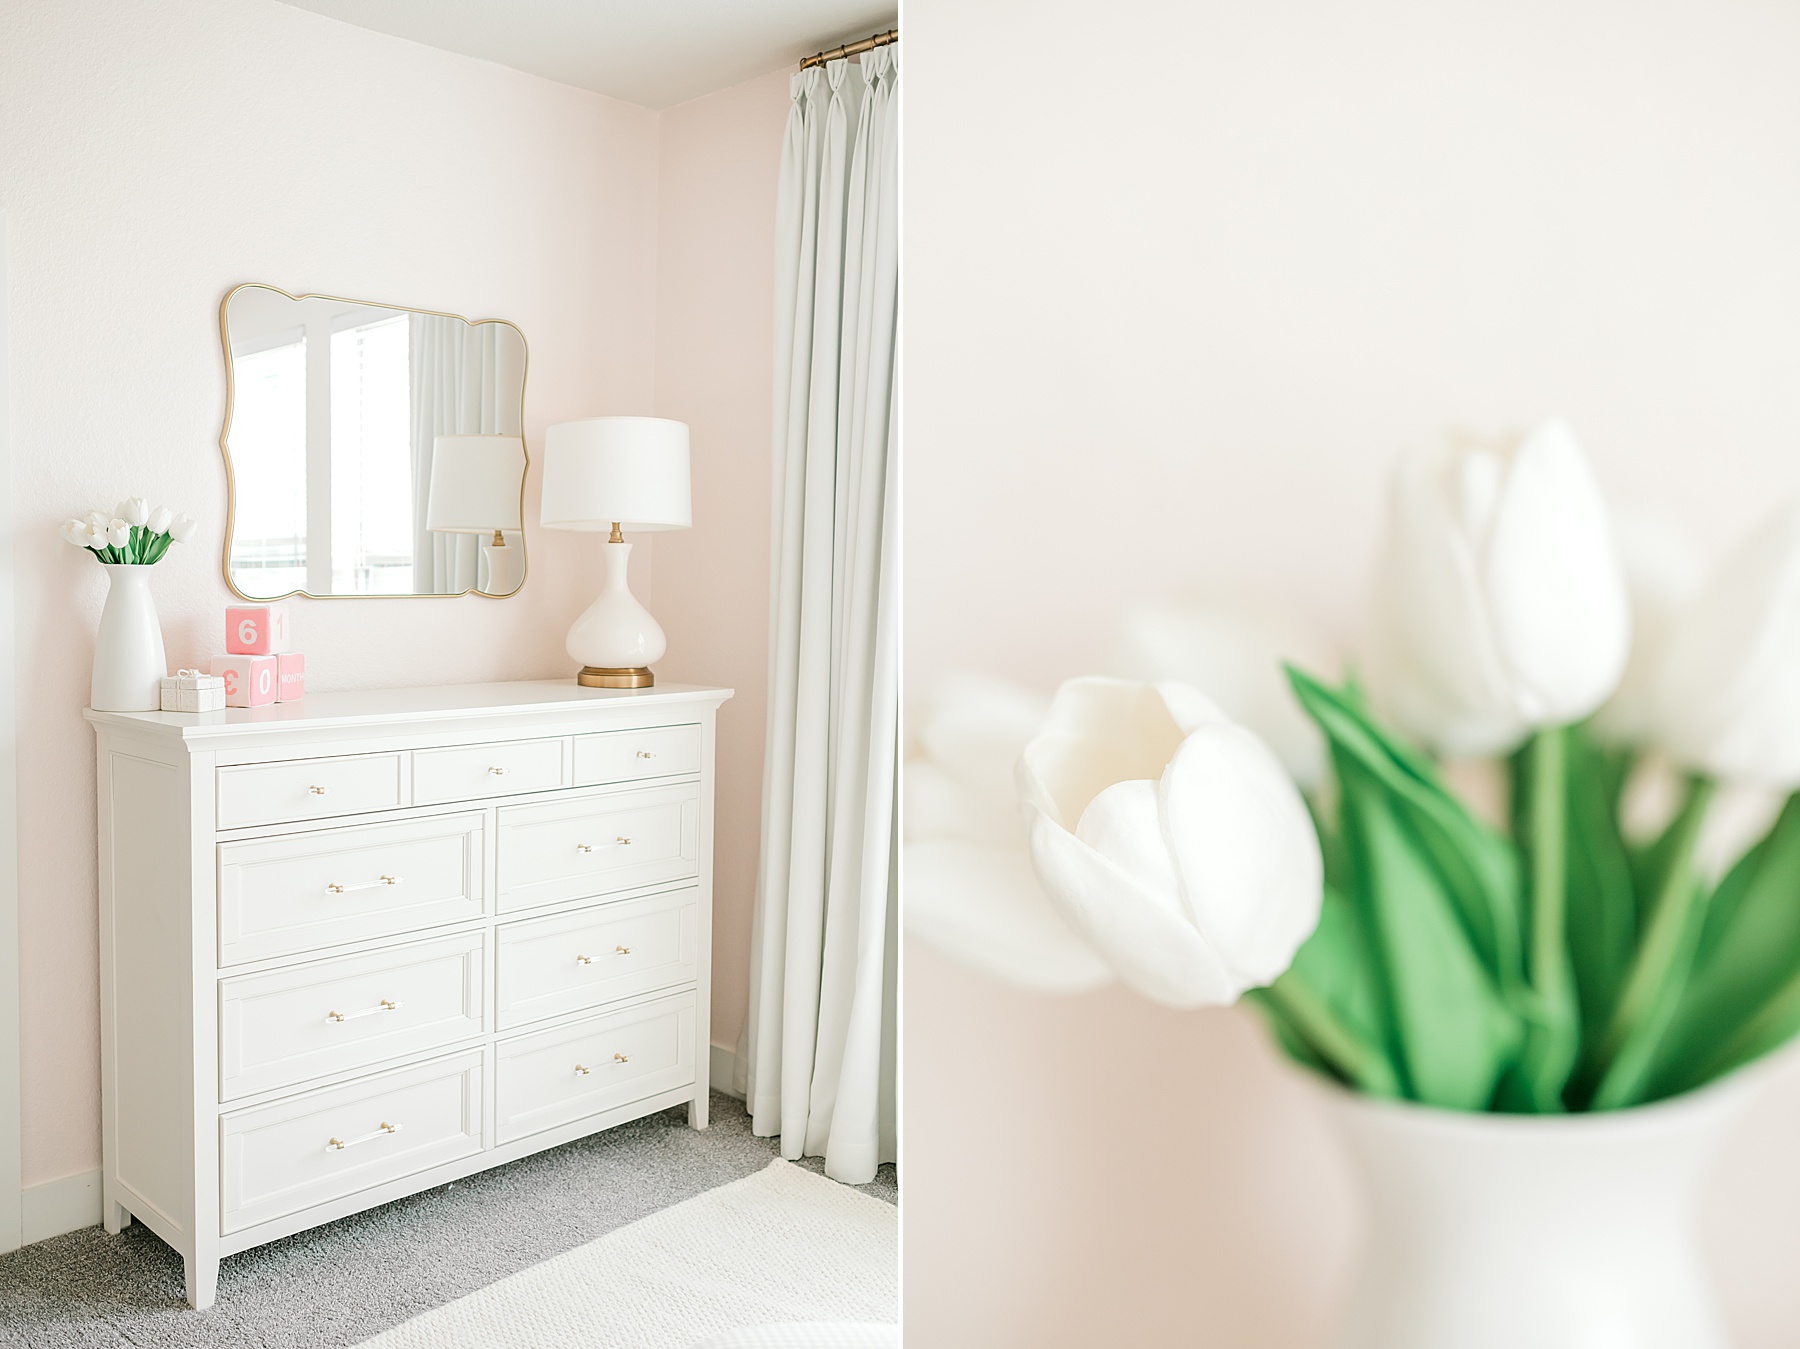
[84,679,733,741]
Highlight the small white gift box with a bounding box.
[159,668,226,713]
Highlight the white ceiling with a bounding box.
[276,0,897,110]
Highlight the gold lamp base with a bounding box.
[578,666,654,689]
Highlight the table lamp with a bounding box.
[540,416,691,688]
[426,434,527,594]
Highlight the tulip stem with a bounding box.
[1521,724,1578,1110]
[1591,775,1717,1110]
[1258,979,1402,1099]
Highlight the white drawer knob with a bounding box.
[325,1121,401,1152]
[326,998,402,1024]
[308,785,329,796]
[615,944,632,956]
[616,836,633,847]
[614,1052,630,1064]
[636,750,656,760]
[488,766,508,776]
[576,843,594,854]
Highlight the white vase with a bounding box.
[91,563,167,712]
[1316,1069,1762,1349]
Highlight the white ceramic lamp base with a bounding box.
[567,540,666,688]
[480,538,522,595]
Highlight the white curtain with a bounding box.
[409,316,518,594]
[738,47,899,1185]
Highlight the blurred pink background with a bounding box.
[903,0,1800,1343]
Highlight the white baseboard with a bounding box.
[710,1042,743,1100]
[22,1168,100,1245]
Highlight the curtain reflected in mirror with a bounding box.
[220,285,528,598]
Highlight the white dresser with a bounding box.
[84,680,732,1308]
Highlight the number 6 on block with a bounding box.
[209,654,278,707]
[225,605,290,656]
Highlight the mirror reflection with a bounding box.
[221,284,528,598]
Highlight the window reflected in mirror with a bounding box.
[220,285,528,598]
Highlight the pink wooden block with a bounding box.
[225,605,290,656]
[276,652,306,702]
[210,654,278,707]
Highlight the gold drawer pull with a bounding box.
[326,998,402,1024]
[574,945,632,967]
[325,1121,401,1152]
[325,875,401,895]
[308,785,329,796]
[576,837,631,853]
[488,765,509,776]
[635,750,656,760]
[573,1054,630,1077]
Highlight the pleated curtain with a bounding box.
[737,46,899,1185]
[408,316,517,594]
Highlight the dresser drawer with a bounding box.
[413,737,569,807]
[217,753,405,831]
[496,889,697,1030]
[221,1051,484,1235]
[496,783,699,913]
[220,933,486,1101]
[218,814,486,966]
[574,724,702,787]
[494,993,695,1144]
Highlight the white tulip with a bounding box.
[1362,419,1631,756]
[904,678,1112,993]
[115,497,149,527]
[1119,596,1332,790]
[146,505,173,534]
[1592,507,1705,747]
[1655,499,1800,786]
[60,519,87,547]
[107,521,131,549]
[168,514,197,543]
[83,522,108,548]
[1019,677,1322,1008]
[86,510,109,529]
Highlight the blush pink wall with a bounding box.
[905,0,1800,1344]
[0,0,786,1191]
[651,69,793,1057]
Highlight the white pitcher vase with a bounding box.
[1316,1067,1763,1349]
[91,563,166,712]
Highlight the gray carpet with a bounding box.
[0,1093,897,1348]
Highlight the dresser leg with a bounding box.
[185,1253,219,1310]
[103,1200,131,1234]
[688,1089,709,1131]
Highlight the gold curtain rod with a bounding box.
[800,28,897,69]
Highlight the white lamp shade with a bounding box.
[427,435,526,533]
[540,417,691,532]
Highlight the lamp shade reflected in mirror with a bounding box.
[427,434,527,595]
[220,283,528,598]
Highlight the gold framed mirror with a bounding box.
[219,283,529,599]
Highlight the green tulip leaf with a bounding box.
[1648,793,1800,1096]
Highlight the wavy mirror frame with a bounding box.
[217,282,531,601]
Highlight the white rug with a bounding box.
[351,1160,898,1349]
